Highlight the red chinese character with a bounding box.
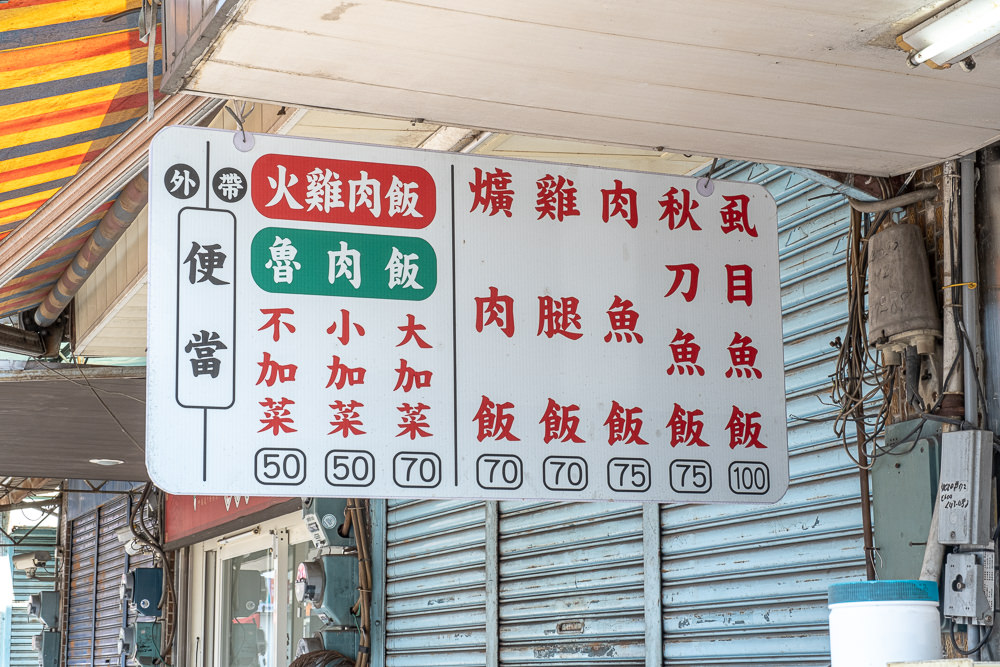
[325,355,366,389]
[258,307,295,342]
[258,397,296,435]
[328,400,365,437]
[394,358,433,392]
[397,314,432,348]
[536,174,580,221]
[664,263,699,302]
[726,264,753,306]
[256,352,297,387]
[397,402,432,439]
[473,395,519,442]
[665,403,709,447]
[666,329,704,376]
[539,398,585,444]
[658,187,701,230]
[726,406,765,449]
[604,295,642,343]
[604,400,648,445]
[327,309,366,345]
[475,286,515,338]
[537,296,582,340]
[470,167,514,218]
[720,195,756,237]
[726,332,762,379]
[602,179,638,228]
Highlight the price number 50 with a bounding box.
[255,448,307,486]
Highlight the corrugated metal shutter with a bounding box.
[7,526,57,667]
[498,501,644,666]
[94,499,130,663]
[65,507,99,665]
[385,499,489,667]
[380,163,859,667]
[65,495,156,666]
[661,162,863,665]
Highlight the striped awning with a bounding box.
[0,0,162,318]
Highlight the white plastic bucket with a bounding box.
[828,580,941,667]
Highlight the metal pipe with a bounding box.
[921,162,962,587]
[943,161,964,401]
[961,154,981,426]
[980,147,1000,434]
[856,414,876,580]
[33,170,149,327]
[0,323,44,356]
[175,546,189,667]
[848,187,939,213]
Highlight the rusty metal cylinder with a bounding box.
[868,223,941,363]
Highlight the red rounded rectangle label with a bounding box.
[252,154,435,228]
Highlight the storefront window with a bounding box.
[219,547,275,667]
[187,515,317,667]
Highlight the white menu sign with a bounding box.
[147,126,788,503]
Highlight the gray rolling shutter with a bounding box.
[498,501,645,666]
[380,162,860,667]
[385,499,488,667]
[65,507,99,665]
[65,495,156,666]
[661,162,864,665]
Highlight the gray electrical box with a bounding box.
[872,419,940,579]
[944,551,995,625]
[27,590,60,629]
[302,498,352,549]
[938,430,993,546]
[32,630,60,667]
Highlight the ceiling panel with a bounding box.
[175,0,1000,175]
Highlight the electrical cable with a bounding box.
[128,483,177,665]
[950,619,995,656]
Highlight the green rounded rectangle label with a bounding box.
[251,227,436,300]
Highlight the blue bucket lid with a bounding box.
[828,579,938,605]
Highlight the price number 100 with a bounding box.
[728,461,770,495]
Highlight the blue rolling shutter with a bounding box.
[379,162,860,667]
[384,499,489,667]
[661,163,864,665]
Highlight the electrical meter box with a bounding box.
[123,568,163,617]
[33,630,60,667]
[296,631,358,662]
[944,551,995,625]
[119,621,162,666]
[938,430,993,546]
[295,555,358,626]
[302,498,352,548]
[27,590,60,629]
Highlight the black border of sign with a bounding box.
[475,453,524,490]
[669,459,713,494]
[393,451,442,488]
[606,457,652,493]
[542,455,588,491]
[254,447,307,486]
[324,449,376,487]
[727,460,771,495]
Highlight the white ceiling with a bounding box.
[178,0,1000,176]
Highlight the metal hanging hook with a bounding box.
[225,101,256,151]
[696,157,719,196]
